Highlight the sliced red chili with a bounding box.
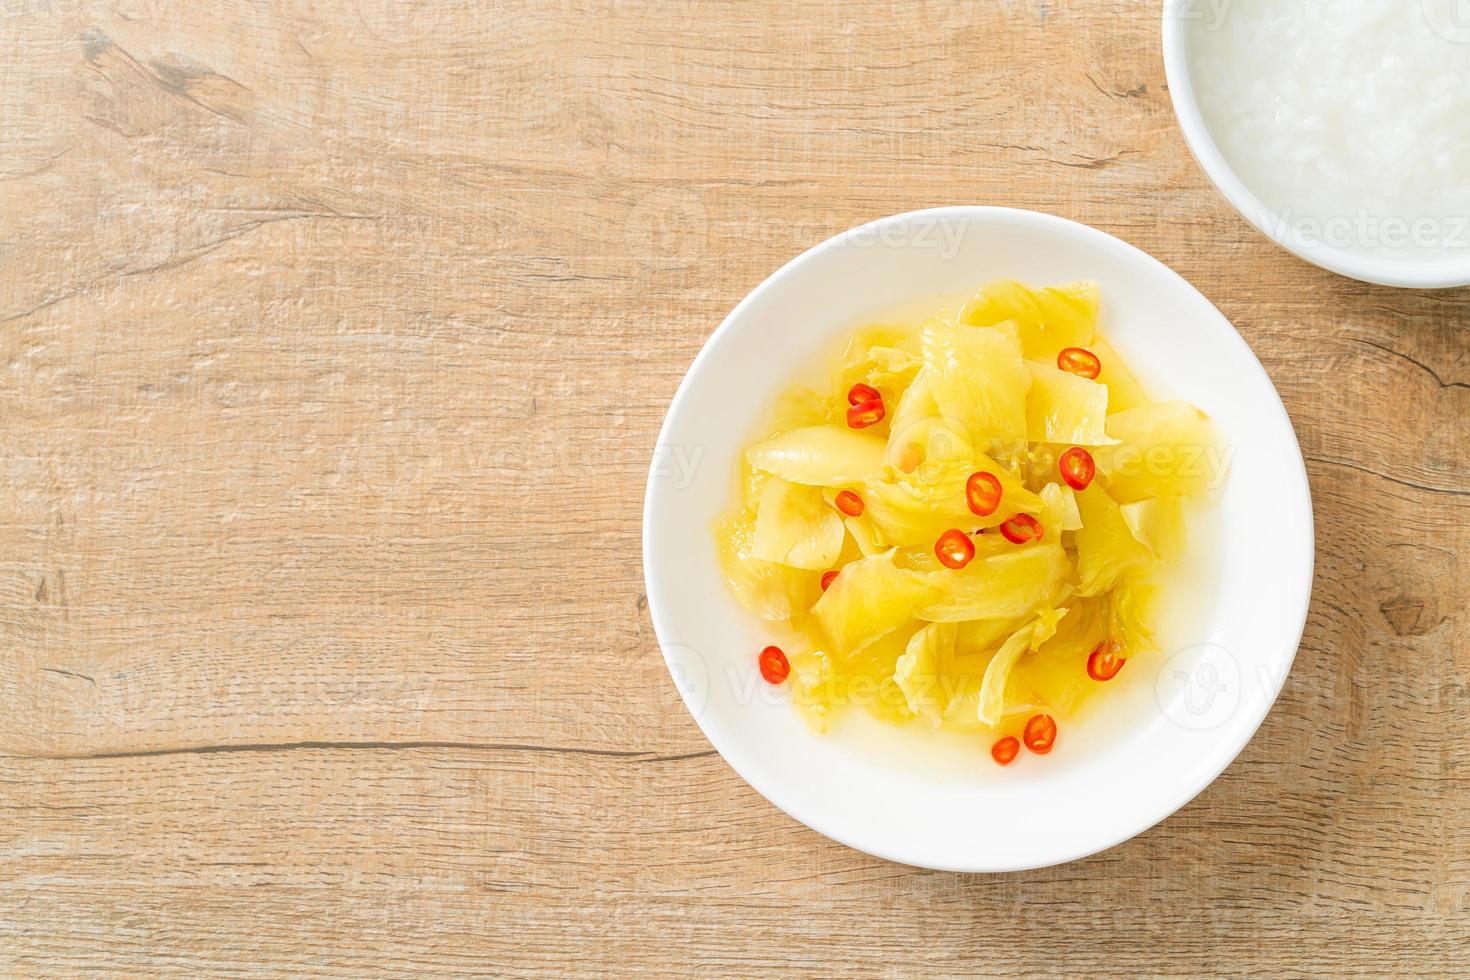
[1087,641,1126,681]
[847,382,881,406]
[1058,446,1096,491]
[758,645,790,685]
[834,490,865,517]
[965,471,1003,516]
[991,736,1020,766]
[1057,346,1101,380]
[998,513,1044,544]
[820,570,839,592]
[1022,713,1057,754]
[935,529,976,570]
[846,397,885,429]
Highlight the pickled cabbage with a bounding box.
[811,549,937,656]
[894,621,956,725]
[959,279,1098,361]
[1026,362,1118,446]
[714,510,821,620]
[922,321,1030,451]
[746,425,886,487]
[716,279,1225,754]
[752,477,844,569]
[1099,402,1224,502]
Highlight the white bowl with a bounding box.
[1162,5,1470,289]
[642,207,1314,871]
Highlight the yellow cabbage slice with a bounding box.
[862,444,1042,548]
[922,321,1030,451]
[1099,402,1225,502]
[1106,577,1158,656]
[977,607,1066,726]
[812,549,940,655]
[740,458,770,512]
[885,365,936,452]
[1012,580,1161,719]
[894,622,956,725]
[862,476,1013,548]
[938,618,1056,732]
[838,324,916,362]
[869,676,921,724]
[1120,495,1185,563]
[746,425,886,487]
[832,337,921,403]
[751,477,845,569]
[830,526,865,569]
[832,623,923,726]
[938,676,992,732]
[1014,601,1107,717]
[954,617,1029,655]
[817,489,887,558]
[1025,362,1118,446]
[1073,484,1151,597]
[714,510,821,620]
[788,646,840,732]
[917,542,1070,622]
[959,279,1098,361]
[836,619,919,675]
[1039,482,1083,533]
[890,533,1013,577]
[882,414,969,480]
[1090,337,1149,415]
[765,385,833,434]
[843,513,885,557]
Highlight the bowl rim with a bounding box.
[1161,3,1470,289]
[642,206,1315,871]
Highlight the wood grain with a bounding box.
[1,0,1467,975]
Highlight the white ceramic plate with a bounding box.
[642,207,1313,871]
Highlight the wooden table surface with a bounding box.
[2,1,1467,975]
